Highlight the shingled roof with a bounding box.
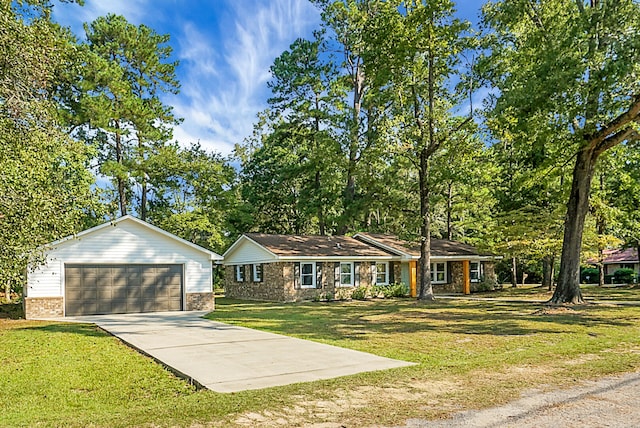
[601,248,639,264]
[244,233,393,258]
[354,232,490,258]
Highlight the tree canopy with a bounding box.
[5,0,640,303]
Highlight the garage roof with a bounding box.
[49,216,223,261]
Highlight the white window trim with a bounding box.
[431,262,447,284]
[253,263,262,282]
[300,262,316,289]
[340,262,354,287]
[470,262,482,283]
[375,262,389,285]
[235,265,244,282]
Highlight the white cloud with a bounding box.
[52,0,322,158]
[52,0,150,35]
[173,0,321,156]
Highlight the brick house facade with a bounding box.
[223,233,499,302]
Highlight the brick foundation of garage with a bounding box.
[186,292,215,311]
[24,297,64,319]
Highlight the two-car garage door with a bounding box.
[65,264,183,316]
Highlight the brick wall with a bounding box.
[226,260,386,302]
[469,262,498,291]
[185,292,215,311]
[432,261,464,293]
[224,262,287,301]
[24,297,63,319]
[392,261,402,285]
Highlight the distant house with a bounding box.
[222,233,499,302]
[592,248,640,276]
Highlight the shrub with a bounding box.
[581,267,600,284]
[382,283,409,298]
[323,291,334,301]
[335,288,350,301]
[613,268,636,284]
[371,284,385,298]
[312,293,322,302]
[474,281,494,292]
[351,286,368,301]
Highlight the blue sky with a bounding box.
[52,0,483,157]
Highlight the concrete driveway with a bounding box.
[63,311,414,393]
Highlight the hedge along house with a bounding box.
[223,233,499,302]
[353,233,499,296]
[24,216,223,319]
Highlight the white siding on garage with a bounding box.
[223,237,277,265]
[27,219,213,298]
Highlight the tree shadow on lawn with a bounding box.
[16,322,109,338]
[210,299,637,342]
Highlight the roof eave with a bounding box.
[352,233,415,257]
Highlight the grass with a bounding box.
[475,283,640,302]
[3,290,640,427]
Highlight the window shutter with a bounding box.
[294,262,300,289]
[316,262,323,289]
[447,262,452,283]
[334,262,340,287]
[371,262,376,284]
[354,262,360,287]
[249,264,254,282]
[259,263,264,283]
[389,262,395,284]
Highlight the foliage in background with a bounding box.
[0,1,98,301]
[479,0,640,302]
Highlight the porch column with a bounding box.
[409,261,417,298]
[462,260,471,295]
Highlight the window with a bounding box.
[235,265,244,282]
[253,264,263,282]
[622,263,635,270]
[375,262,389,285]
[470,262,482,283]
[431,262,446,284]
[340,262,354,286]
[300,262,316,288]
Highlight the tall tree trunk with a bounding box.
[596,172,605,287]
[542,255,554,290]
[314,93,325,236]
[418,23,435,302]
[550,146,599,304]
[511,256,518,288]
[340,57,364,235]
[446,181,453,240]
[4,283,10,302]
[598,262,605,287]
[316,170,325,235]
[140,179,147,221]
[418,148,434,301]
[115,122,127,217]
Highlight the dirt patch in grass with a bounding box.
[233,380,461,427]
[531,306,577,316]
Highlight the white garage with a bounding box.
[24,216,223,319]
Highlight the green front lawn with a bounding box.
[3,294,640,427]
[474,283,640,301]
